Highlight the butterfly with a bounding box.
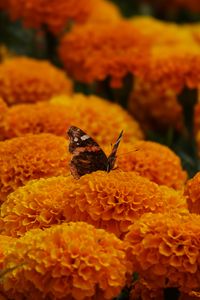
[67,126,123,179]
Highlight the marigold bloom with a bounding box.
[0,171,188,238]
[131,17,195,46]
[1,222,129,300]
[184,172,200,214]
[88,0,122,24]
[112,141,187,190]
[0,93,143,143]
[59,21,151,88]
[128,17,200,129]
[128,77,184,131]
[0,57,72,106]
[0,133,69,201]
[124,212,200,294]
[4,0,94,34]
[141,44,200,93]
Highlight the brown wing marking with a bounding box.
[67,126,108,179]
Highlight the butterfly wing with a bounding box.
[107,130,123,172]
[67,126,108,179]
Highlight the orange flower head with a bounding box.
[128,17,200,130]
[59,21,152,88]
[125,212,200,294]
[131,17,195,46]
[2,222,129,300]
[140,43,200,93]
[111,141,187,190]
[4,0,94,34]
[0,57,72,106]
[184,172,200,214]
[0,133,70,201]
[87,0,122,24]
[0,171,188,238]
[128,77,184,131]
[194,102,200,155]
[0,93,144,143]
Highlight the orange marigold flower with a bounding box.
[0,57,72,106]
[124,212,200,294]
[140,43,200,93]
[0,171,188,238]
[0,133,69,201]
[0,93,143,143]
[4,0,94,34]
[88,0,122,24]
[128,17,199,130]
[59,21,152,88]
[1,222,129,300]
[131,17,195,46]
[184,172,200,214]
[112,141,187,190]
[128,77,184,131]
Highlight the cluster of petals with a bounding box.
[184,172,200,214]
[141,44,200,93]
[1,222,129,300]
[0,235,15,269]
[3,0,94,34]
[128,17,200,129]
[124,212,200,295]
[0,93,143,144]
[128,77,184,131]
[0,171,187,238]
[87,0,122,24]
[113,141,187,189]
[0,57,72,106]
[59,21,152,88]
[0,133,70,201]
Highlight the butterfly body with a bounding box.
[67,126,123,179]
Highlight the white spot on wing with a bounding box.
[74,137,78,142]
[81,135,90,141]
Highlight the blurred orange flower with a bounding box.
[0,171,187,238]
[128,77,184,131]
[4,0,94,34]
[0,93,143,143]
[0,133,69,201]
[141,44,200,93]
[128,17,200,130]
[88,0,122,24]
[185,172,200,214]
[125,212,200,295]
[2,222,129,300]
[59,21,152,88]
[112,141,187,190]
[0,57,72,106]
